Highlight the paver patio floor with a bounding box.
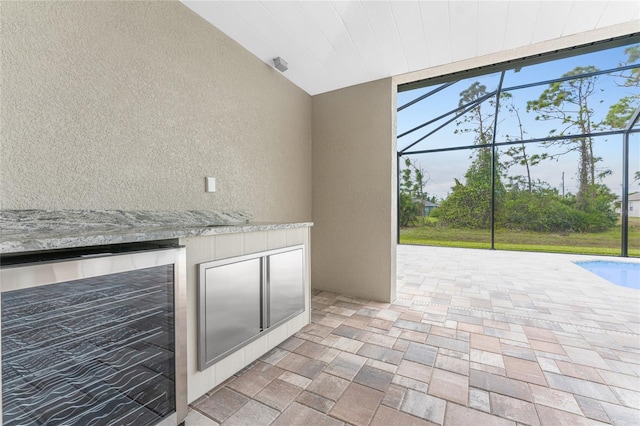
[188,245,640,425]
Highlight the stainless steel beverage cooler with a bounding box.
[0,243,187,425]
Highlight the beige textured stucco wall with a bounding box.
[311,78,397,303]
[0,1,311,222]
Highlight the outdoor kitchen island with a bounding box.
[0,210,312,424]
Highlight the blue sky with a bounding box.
[397,42,640,199]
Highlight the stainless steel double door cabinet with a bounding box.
[198,246,304,370]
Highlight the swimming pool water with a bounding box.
[575,261,640,290]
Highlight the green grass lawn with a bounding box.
[400,217,640,257]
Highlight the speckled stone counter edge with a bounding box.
[1,210,312,254]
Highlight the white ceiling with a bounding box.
[182,1,640,95]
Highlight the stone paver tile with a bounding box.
[381,384,406,410]
[306,372,350,401]
[428,368,468,405]
[610,386,640,409]
[399,329,428,343]
[564,346,612,370]
[366,332,397,348]
[298,324,334,340]
[260,347,289,365]
[555,359,606,383]
[193,388,248,423]
[484,327,528,343]
[353,365,394,391]
[611,333,640,351]
[403,342,438,366]
[377,309,402,321]
[529,339,567,356]
[522,325,559,343]
[396,359,433,382]
[423,314,447,325]
[324,305,357,317]
[329,335,365,353]
[330,382,384,426]
[578,331,618,350]
[470,361,506,377]
[357,343,404,365]
[544,371,619,403]
[314,313,345,329]
[599,400,640,426]
[343,314,373,329]
[223,400,279,426]
[227,362,284,397]
[297,332,325,343]
[555,334,593,350]
[613,349,640,366]
[386,327,403,338]
[185,409,219,426]
[357,307,381,317]
[435,353,469,376]
[295,390,334,414]
[605,359,638,377]
[393,338,410,352]
[395,319,431,333]
[319,334,340,347]
[271,402,344,426]
[439,347,470,360]
[503,356,547,386]
[537,357,561,373]
[400,389,446,424]
[458,321,484,334]
[529,383,583,415]
[318,347,341,364]
[333,324,370,340]
[366,358,398,374]
[278,371,312,389]
[427,334,469,353]
[490,393,540,426]
[469,387,491,412]
[533,350,572,362]
[392,375,429,392]
[369,318,395,331]
[501,344,537,362]
[471,333,502,353]
[471,297,493,309]
[469,369,532,402]
[294,341,330,359]
[398,310,424,322]
[484,319,511,331]
[535,404,609,426]
[596,342,620,361]
[275,352,326,380]
[574,395,612,423]
[324,351,366,380]
[371,405,438,426]
[444,403,515,426]
[279,336,306,351]
[424,303,448,314]
[430,325,458,338]
[597,369,640,390]
[470,348,505,369]
[335,300,365,311]
[254,379,302,411]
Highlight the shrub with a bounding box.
[503,189,616,233]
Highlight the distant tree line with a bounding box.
[400,48,639,233]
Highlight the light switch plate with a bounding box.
[205,177,216,192]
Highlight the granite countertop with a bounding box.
[0,210,313,254]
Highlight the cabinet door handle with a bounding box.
[262,256,270,330]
